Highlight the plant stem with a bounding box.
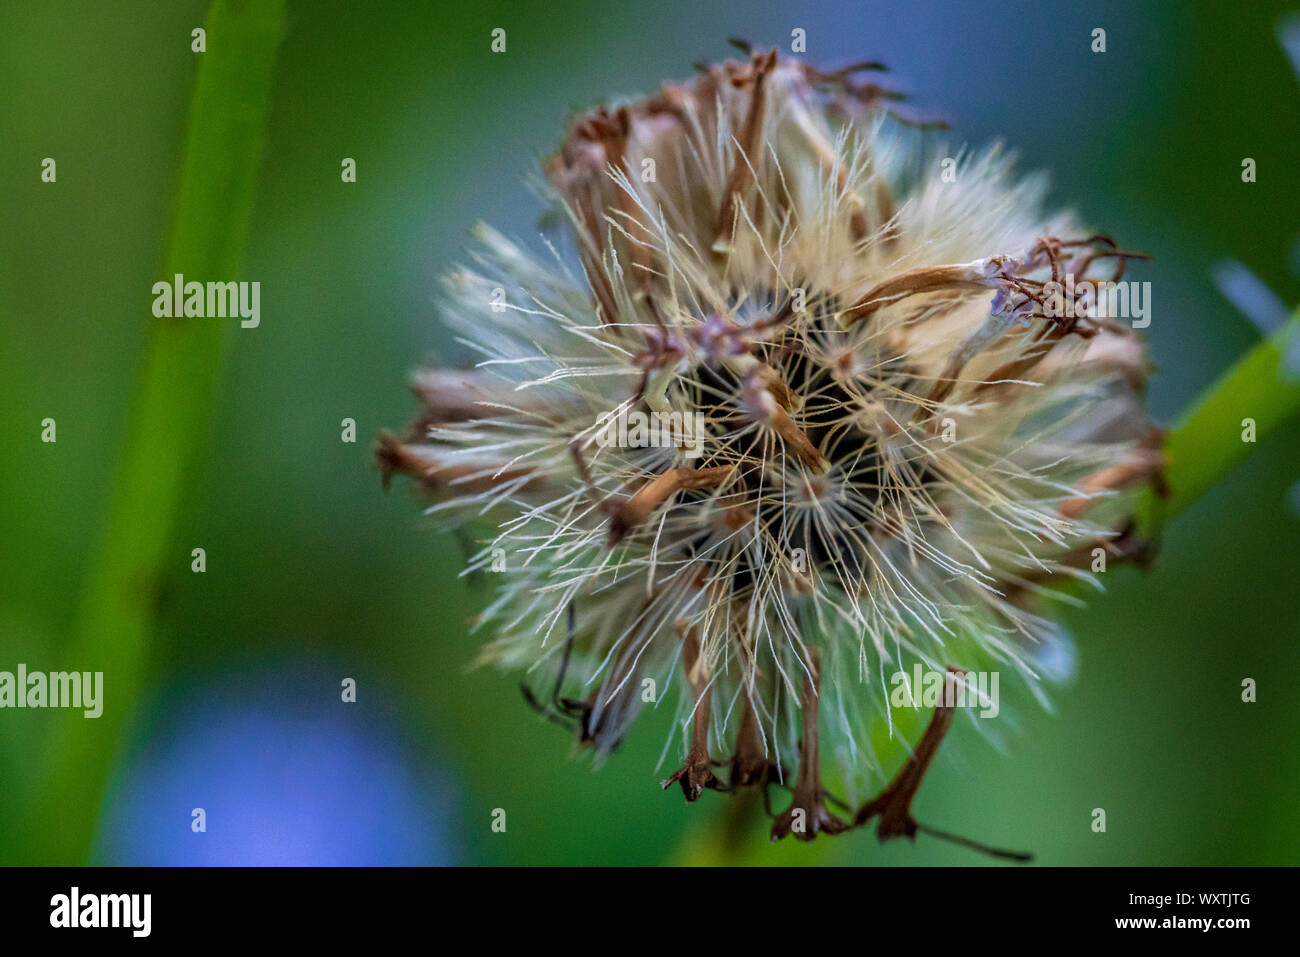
[1145,311,1300,524]
[22,0,287,864]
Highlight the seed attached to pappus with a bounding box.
[379,45,1163,853]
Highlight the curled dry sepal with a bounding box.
[378,48,1164,851]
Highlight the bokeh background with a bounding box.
[2,0,1298,865]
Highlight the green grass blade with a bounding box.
[22,0,287,864]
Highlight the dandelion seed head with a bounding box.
[380,49,1161,821]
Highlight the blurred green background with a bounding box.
[2,0,1298,865]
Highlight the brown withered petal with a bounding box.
[770,651,851,841]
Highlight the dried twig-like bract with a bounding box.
[380,49,1162,847]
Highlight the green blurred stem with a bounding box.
[24,0,286,864]
[675,309,1300,865]
[1142,310,1300,524]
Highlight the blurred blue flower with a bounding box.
[94,662,456,865]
